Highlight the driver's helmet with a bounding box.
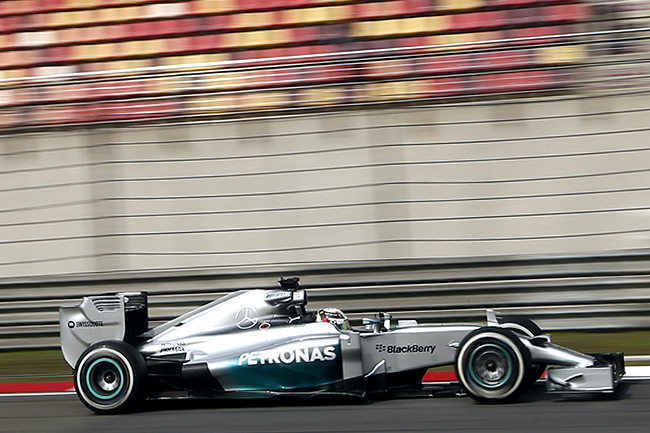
[317,307,350,330]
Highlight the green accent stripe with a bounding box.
[86,358,124,400]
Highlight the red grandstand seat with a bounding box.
[293,26,319,44]
[113,23,131,40]
[4,16,22,33]
[488,0,535,5]
[453,12,488,31]
[479,49,532,70]
[405,0,433,13]
[428,77,465,96]
[129,21,150,39]
[192,16,213,32]
[282,0,311,8]
[284,46,312,61]
[420,54,472,74]
[256,47,287,63]
[483,10,508,28]
[304,45,334,66]
[253,68,288,88]
[545,3,589,23]
[505,27,539,45]
[155,19,183,37]
[309,64,352,83]
[476,70,553,93]
[353,2,380,19]
[231,49,261,64]
[317,23,348,45]
[386,0,410,17]
[395,36,428,54]
[507,7,539,26]
[176,17,198,34]
[190,34,219,52]
[528,26,562,44]
[45,45,70,64]
[207,14,232,31]
[40,0,62,12]
[236,0,263,12]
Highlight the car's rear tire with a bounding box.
[498,315,547,384]
[74,340,147,414]
[455,328,531,404]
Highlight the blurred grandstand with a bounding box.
[0,0,648,127]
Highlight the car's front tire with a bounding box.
[455,328,531,404]
[498,315,547,384]
[74,340,147,414]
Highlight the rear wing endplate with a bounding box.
[59,292,147,368]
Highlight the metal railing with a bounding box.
[1,251,649,352]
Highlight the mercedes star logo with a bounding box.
[235,307,259,330]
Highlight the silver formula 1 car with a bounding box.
[59,277,625,414]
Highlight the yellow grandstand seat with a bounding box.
[428,33,478,51]
[299,86,343,106]
[67,0,100,8]
[429,15,452,33]
[398,16,432,35]
[437,0,483,12]
[238,91,289,110]
[190,94,238,113]
[366,80,417,101]
[352,20,371,38]
[112,59,152,74]
[233,12,273,29]
[267,28,292,45]
[313,0,352,4]
[161,54,211,71]
[118,40,144,57]
[202,71,248,91]
[217,32,235,49]
[301,7,330,24]
[536,45,587,65]
[194,0,236,14]
[281,8,303,25]
[48,11,72,27]
[358,19,401,38]
[328,4,352,21]
[238,30,269,48]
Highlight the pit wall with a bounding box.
[1,91,649,279]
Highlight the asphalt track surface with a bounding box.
[1,382,648,433]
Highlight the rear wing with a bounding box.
[59,292,148,368]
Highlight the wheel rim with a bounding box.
[467,343,513,389]
[86,357,125,400]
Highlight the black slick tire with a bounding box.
[455,327,531,404]
[74,340,147,414]
[498,315,547,384]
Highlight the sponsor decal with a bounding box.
[238,345,337,366]
[375,343,436,354]
[159,342,186,353]
[259,322,271,330]
[67,320,104,329]
[235,307,259,330]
